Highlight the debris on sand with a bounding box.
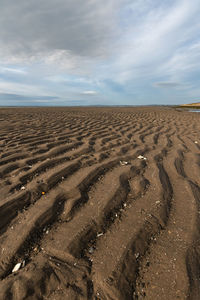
[120,161,129,166]
[12,263,20,273]
[137,155,147,160]
[194,141,198,144]
[97,233,103,237]
[20,186,26,190]
[88,247,94,254]
[135,253,140,259]
[12,260,25,273]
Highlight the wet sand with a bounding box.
[0,106,199,300]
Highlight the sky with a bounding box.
[0,0,200,106]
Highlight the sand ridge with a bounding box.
[0,106,199,299]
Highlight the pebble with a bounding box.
[88,247,94,254]
[135,253,140,259]
[120,161,129,166]
[137,155,147,160]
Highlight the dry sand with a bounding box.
[0,106,199,300]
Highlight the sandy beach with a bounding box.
[0,106,200,300]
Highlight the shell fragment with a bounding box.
[12,263,21,273]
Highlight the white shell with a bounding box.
[12,263,21,273]
[97,233,103,237]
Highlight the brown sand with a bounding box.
[0,106,199,300]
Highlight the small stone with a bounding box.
[88,247,94,254]
[135,253,140,259]
[20,186,26,190]
[137,155,147,160]
[120,161,129,166]
[195,141,198,144]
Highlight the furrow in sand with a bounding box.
[9,159,81,194]
[0,192,31,234]
[0,154,28,166]
[135,140,197,300]
[174,144,200,300]
[0,190,67,279]
[15,145,91,186]
[0,155,139,279]
[43,164,134,259]
[0,163,19,178]
[90,155,170,299]
[48,160,147,260]
[1,149,146,236]
[0,150,147,296]
[0,161,81,240]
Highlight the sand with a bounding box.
[0,106,199,300]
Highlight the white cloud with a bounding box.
[0,0,121,62]
[0,67,27,74]
[101,0,200,83]
[1,0,200,105]
[82,90,97,95]
[0,80,51,97]
[154,82,181,88]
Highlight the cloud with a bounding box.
[154,82,181,88]
[1,1,200,105]
[0,93,59,101]
[0,0,121,62]
[0,67,27,74]
[82,91,97,95]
